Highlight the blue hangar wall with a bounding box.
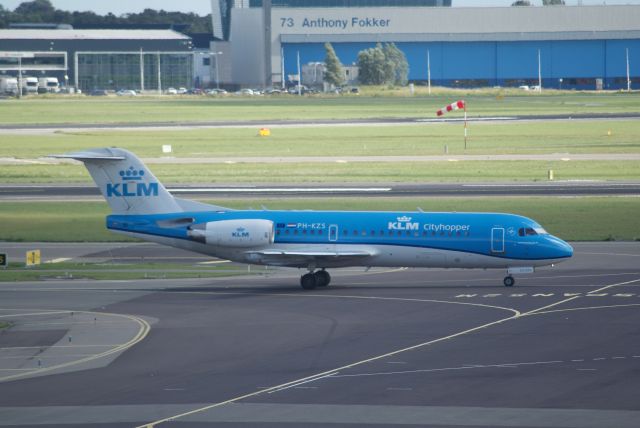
[283,39,640,89]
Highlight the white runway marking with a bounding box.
[137,276,640,427]
[0,308,150,383]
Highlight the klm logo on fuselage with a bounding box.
[388,216,419,231]
[106,166,158,197]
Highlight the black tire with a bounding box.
[314,270,331,287]
[504,276,515,287]
[300,273,317,290]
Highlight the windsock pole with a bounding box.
[436,100,467,149]
[464,102,468,150]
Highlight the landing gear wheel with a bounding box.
[300,273,317,290]
[503,276,515,287]
[314,270,331,287]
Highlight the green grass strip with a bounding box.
[0,92,638,125]
[1,197,638,242]
[2,160,639,184]
[3,120,640,159]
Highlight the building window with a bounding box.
[203,57,211,66]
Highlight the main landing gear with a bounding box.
[300,269,331,290]
[503,275,515,287]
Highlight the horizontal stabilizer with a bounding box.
[49,147,182,215]
[50,148,126,161]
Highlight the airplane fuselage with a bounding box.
[107,210,573,270]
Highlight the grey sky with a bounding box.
[1,0,640,15]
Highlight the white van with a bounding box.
[38,77,60,93]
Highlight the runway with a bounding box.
[2,181,640,200]
[1,112,639,134]
[0,242,639,427]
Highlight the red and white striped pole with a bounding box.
[436,100,468,149]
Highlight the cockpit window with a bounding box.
[518,227,548,236]
[518,227,537,236]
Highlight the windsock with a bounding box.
[436,100,465,116]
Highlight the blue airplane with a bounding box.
[54,148,573,289]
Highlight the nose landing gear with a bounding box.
[503,275,515,287]
[300,269,331,290]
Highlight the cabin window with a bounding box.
[371,230,375,236]
[388,230,394,236]
[343,230,348,235]
[294,230,298,235]
[302,229,307,234]
[285,229,290,234]
[310,230,315,235]
[276,230,280,235]
[318,230,323,235]
[414,231,419,237]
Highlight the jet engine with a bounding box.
[188,219,274,248]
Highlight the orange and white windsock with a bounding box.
[436,100,465,116]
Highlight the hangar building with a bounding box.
[222,4,640,90]
[0,29,193,92]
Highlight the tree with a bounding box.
[2,2,212,32]
[382,43,409,86]
[511,1,532,5]
[542,0,565,5]
[357,45,388,85]
[323,42,344,87]
[14,0,54,16]
[357,43,409,86]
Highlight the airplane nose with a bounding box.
[551,236,573,259]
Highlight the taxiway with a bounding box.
[0,242,639,427]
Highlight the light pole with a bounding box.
[211,51,223,90]
[17,56,22,99]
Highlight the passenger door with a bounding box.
[491,227,505,253]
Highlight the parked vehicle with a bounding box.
[116,89,137,96]
[0,77,19,95]
[165,87,178,95]
[89,89,108,96]
[206,88,227,95]
[21,77,38,94]
[177,87,188,94]
[38,77,60,93]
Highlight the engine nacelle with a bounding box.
[188,219,274,248]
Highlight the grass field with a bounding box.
[0,92,638,125]
[1,160,638,184]
[2,120,639,160]
[1,197,638,242]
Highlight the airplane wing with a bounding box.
[245,248,377,268]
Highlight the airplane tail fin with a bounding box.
[52,147,182,215]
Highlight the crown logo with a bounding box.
[118,166,145,181]
[397,216,412,222]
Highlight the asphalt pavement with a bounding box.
[0,242,639,427]
[2,181,640,201]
